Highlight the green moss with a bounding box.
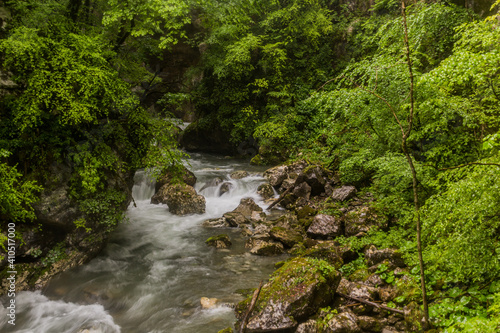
[250,154,263,165]
[297,206,317,219]
[217,328,233,333]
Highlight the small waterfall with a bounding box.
[131,169,155,202]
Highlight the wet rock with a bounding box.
[202,217,231,228]
[200,177,224,192]
[337,278,379,301]
[364,245,405,268]
[248,239,285,256]
[264,165,288,187]
[153,184,205,215]
[237,257,341,331]
[307,214,342,239]
[295,319,318,333]
[223,212,248,227]
[364,274,385,288]
[257,183,275,200]
[232,198,263,218]
[331,186,357,202]
[358,316,384,333]
[205,234,232,249]
[200,297,218,309]
[219,182,232,196]
[325,311,361,333]
[155,165,196,192]
[269,226,304,248]
[230,170,249,179]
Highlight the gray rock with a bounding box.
[293,182,312,200]
[295,320,318,333]
[223,212,248,227]
[357,316,385,333]
[246,299,298,331]
[205,234,232,249]
[200,177,224,192]
[364,245,405,268]
[218,182,232,196]
[337,278,379,301]
[232,198,263,218]
[248,239,285,256]
[269,226,304,248]
[230,170,249,179]
[325,311,361,333]
[202,217,231,228]
[264,165,288,187]
[307,214,342,239]
[152,183,205,215]
[257,183,275,200]
[331,186,357,202]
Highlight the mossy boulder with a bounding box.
[205,234,232,249]
[257,183,275,200]
[301,242,344,269]
[324,311,362,333]
[248,239,285,256]
[153,183,206,215]
[269,226,304,248]
[236,257,341,332]
[344,206,386,237]
[364,245,405,268]
[155,165,196,192]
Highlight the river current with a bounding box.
[0,153,284,333]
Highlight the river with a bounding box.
[1,153,285,333]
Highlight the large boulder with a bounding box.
[344,206,384,237]
[337,278,379,301]
[180,121,236,154]
[264,165,288,188]
[301,165,328,196]
[232,198,265,220]
[302,242,344,269]
[236,257,341,332]
[307,214,343,239]
[153,183,205,215]
[155,165,196,192]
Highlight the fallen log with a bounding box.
[336,292,405,315]
[239,281,264,333]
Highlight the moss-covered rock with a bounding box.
[205,234,232,249]
[217,328,233,333]
[301,242,344,269]
[155,165,196,192]
[248,239,285,256]
[324,311,361,333]
[269,226,304,248]
[153,183,206,215]
[257,183,275,200]
[236,257,341,332]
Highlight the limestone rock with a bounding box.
[325,311,361,333]
[230,170,249,179]
[237,257,341,332]
[249,239,285,256]
[205,234,232,249]
[295,319,318,333]
[223,212,248,227]
[302,165,327,196]
[357,316,384,333]
[232,198,263,218]
[257,183,275,200]
[344,206,383,237]
[307,214,343,239]
[302,242,344,269]
[219,182,232,196]
[155,165,196,192]
[293,182,312,200]
[202,217,231,228]
[153,183,205,215]
[364,245,405,268]
[200,297,218,309]
[200,177,224,192]
[264,165,288,187]
[269,226,304,248]
[331,186,357,202]
[337,278,379,301]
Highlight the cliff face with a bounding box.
[0,162,134,295]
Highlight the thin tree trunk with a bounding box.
[401,2,430,328]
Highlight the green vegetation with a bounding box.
[1,0,499,330]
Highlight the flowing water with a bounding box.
[0,153,285,333]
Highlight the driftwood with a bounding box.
[336,292,405,315]
[239,281,264,333]
[266,185,294,210]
